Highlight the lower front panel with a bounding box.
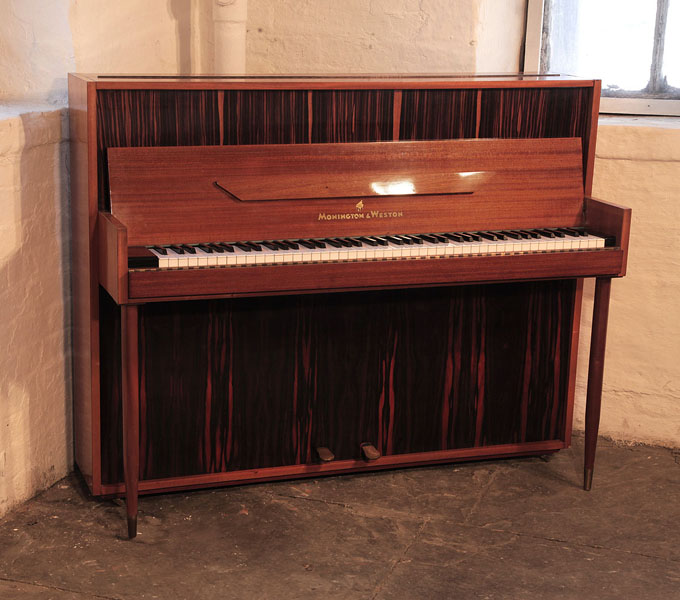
[99,280,576,488]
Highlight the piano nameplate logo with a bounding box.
[318,209,404,221]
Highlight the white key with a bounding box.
[167,247,192,268]
[149,248,172,268]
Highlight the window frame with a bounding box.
[522,0,680,116]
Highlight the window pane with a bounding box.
[546,0,656,93]
[665,0,679,89]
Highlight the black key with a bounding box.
[417,234,437,244]
[546,228,565,237]
[370,236,389,246]
[151,246,168,255]
[493,232,507,240]
[170,245,185,254]
[344,238,363,247]
[208,244,225,253]
[281,240,299,250]
[444,233,464,242]
[520,230,541,239]
[477,232,498,241]
[310,239,326,249]
[535,229,555,238]
[385,236,403,245]
[322,238,343,248]
[557,228,580,237]
[359,236,379,247]
[333,238,353,248]
[296,239,317,249]
[181,244,197,254]
[569,227,589,237]
[394,235,413,245]
[432,234,449,243]
[247,242,263,251]
[234,243,252,252]
[403,234,423,244]
[500,230,521,240]
[197,244,213,253]
[514,230,532,239]
[261,242,279,251]
[218,243,235,253]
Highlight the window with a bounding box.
[524,0,680,116]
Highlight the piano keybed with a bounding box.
[130,227,610,270]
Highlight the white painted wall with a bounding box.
[0,1,74,104]
[0,109,71,517]
[573,120,680,447]
[0,0,679,519]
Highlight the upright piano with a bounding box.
[68,74,631,538]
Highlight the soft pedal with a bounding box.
[360,442,381,461]
[316,446,335,462]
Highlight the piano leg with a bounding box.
[121,304,140,538]
[584,277,612,491]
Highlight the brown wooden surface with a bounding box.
[108,138,584,247]
[584,277,612,490]
[585,196,632,276]
[71,72,597,90]
[67,74,614,500]
[100,282,575,485]
[97,212,128,304]
[99,440,565,497]
[584,80,601,197]
[68,74,96,488]
[127,249,624,302]
[121,305,139,538]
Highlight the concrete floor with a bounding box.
[0,436,678,600]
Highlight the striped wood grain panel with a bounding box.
[100,281,575,484]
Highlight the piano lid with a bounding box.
[107,138,584,246]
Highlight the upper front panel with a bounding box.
[108,138,584,245]
[95,83,596,210]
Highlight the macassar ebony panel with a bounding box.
[96,90,221,209]
[222,90,308,145]
[399,89,479,140]
[99,281,575,484]
[478,87,593,175]
[310,90,394,143]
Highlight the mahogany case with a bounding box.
[68,74,630,501]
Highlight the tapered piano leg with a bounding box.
[121,304,140,538]
[584,277,612,491]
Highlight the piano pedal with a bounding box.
[360,442,381,461]
[316,446,335,462]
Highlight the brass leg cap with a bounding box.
[584,468,594,491]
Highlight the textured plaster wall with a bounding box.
[0,109,72,517]
[0,1,74,104]
[246,0,525,73]
[572,120,680,447]
[0,0,192,519]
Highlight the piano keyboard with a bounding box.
[129,228,611,270]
